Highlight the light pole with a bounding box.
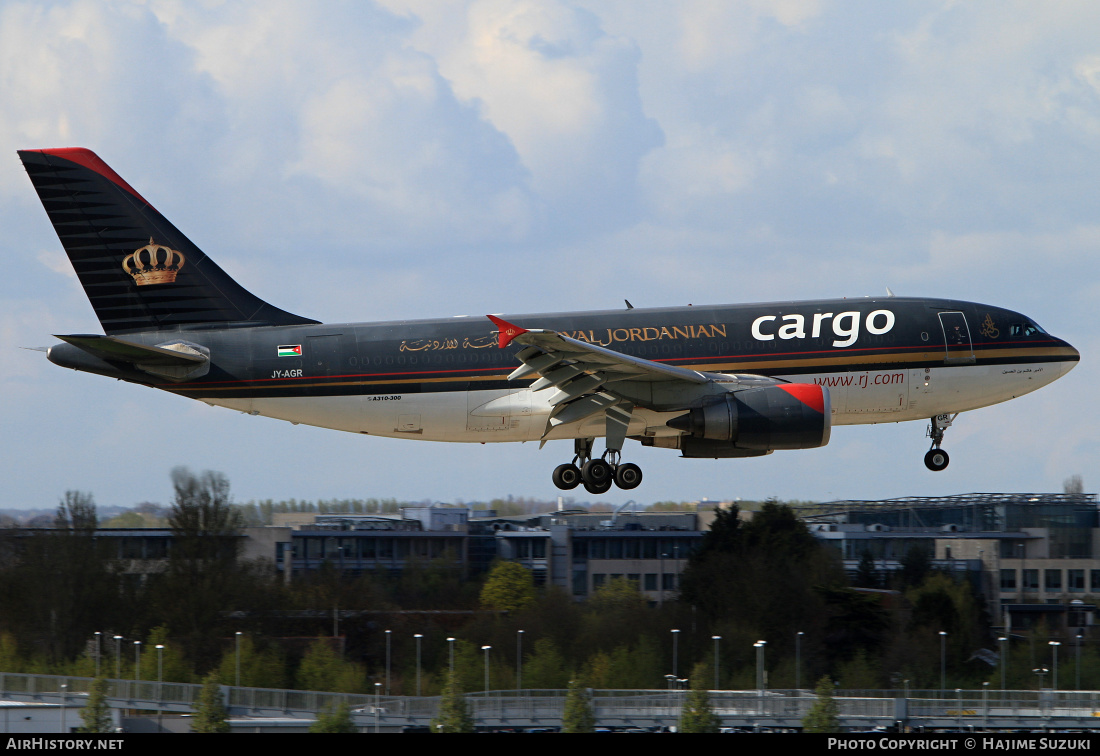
[385,629,392,696]
[671,629,680,678]
[374,682,381,733]
[414,634,423,697]
[982,681,989,730]
[156,644,165,729]
[1050,641,1061,691]
[94,632,101,678]
[939,631,947,695]
[796,631,804,692]
[133,641,141,681]
[516,630,524,693]
[712,635,721,690]
[235,632,242,688]
[482,645,492,692]
[114,635,122,679]
[60,683,67,733]
[1077,630,1084,691]
[447,637,456,676]
[755,641,767,695]
[998,636,1008,690]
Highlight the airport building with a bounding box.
[803,492,1100,634]
[257,505,704,605]
[7,491,1098,636]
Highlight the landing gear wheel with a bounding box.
[924,448,950,472]
[552,463,582,490]
[614,463,643,490]
[581,459,612,486]
[583,478,613,495]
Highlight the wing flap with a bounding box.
[487,315,787,438]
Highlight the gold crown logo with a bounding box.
[122,238,185,286]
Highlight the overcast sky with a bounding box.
[1,0,1097,512]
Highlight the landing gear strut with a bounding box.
[551,404,644,494]
[924,413,956,472]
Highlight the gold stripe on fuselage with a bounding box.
[167,344,1076,395]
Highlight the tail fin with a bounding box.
[18,148,319,334]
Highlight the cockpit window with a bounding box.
[1009,321,1046,337]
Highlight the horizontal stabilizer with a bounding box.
[55,334,207,368]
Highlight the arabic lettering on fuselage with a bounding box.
[399,334,498,352]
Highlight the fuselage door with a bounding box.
[938,312,975,364]
[307,333,350,376]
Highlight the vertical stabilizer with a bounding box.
[19,148,318,334]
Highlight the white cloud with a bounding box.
[1,1,1098,507]
[387,0,663,233]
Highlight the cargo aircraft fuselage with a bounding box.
[21,148,1079,494]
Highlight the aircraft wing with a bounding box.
[486,315,780,431]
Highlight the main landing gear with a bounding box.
[552,437,643,494]
[924,413,957,472]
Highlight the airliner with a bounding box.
[19,148,1080,494]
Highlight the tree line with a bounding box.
[0,469,1088,695]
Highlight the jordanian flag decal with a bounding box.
[277,345,302,357]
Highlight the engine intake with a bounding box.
[666,384,831,450]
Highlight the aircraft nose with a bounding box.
[1060,340,1080,376]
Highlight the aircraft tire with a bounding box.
[552,463,582,490]
[614,463,643,490]
[924,448,950,472]
[583,478,613,495]
[581,459,612,485]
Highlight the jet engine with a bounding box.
[666,383,831,453]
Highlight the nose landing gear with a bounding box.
[924,413,956,472]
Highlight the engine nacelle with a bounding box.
[666,384,831,451]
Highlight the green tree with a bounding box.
[605,637,664,689]
[679,662,720,733]
[431,670,474,733]
[153,468,249,668]
[296,638,366,693]
[479,561,536,613]
[680,502,843,668]
[906,571,987,685]
[167,467,244,546]
[0,491,123,663]
[310,701,357,733]
[522,637,570,689]
[561,678,595,733]
[78,677,113,733]
[217,634,287,689]
[897,544,933,589]
[802,676,840,733]
[855,550,879,588]
[143,626,193,683]
[577,578,651,660]
[192,672,230,733]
